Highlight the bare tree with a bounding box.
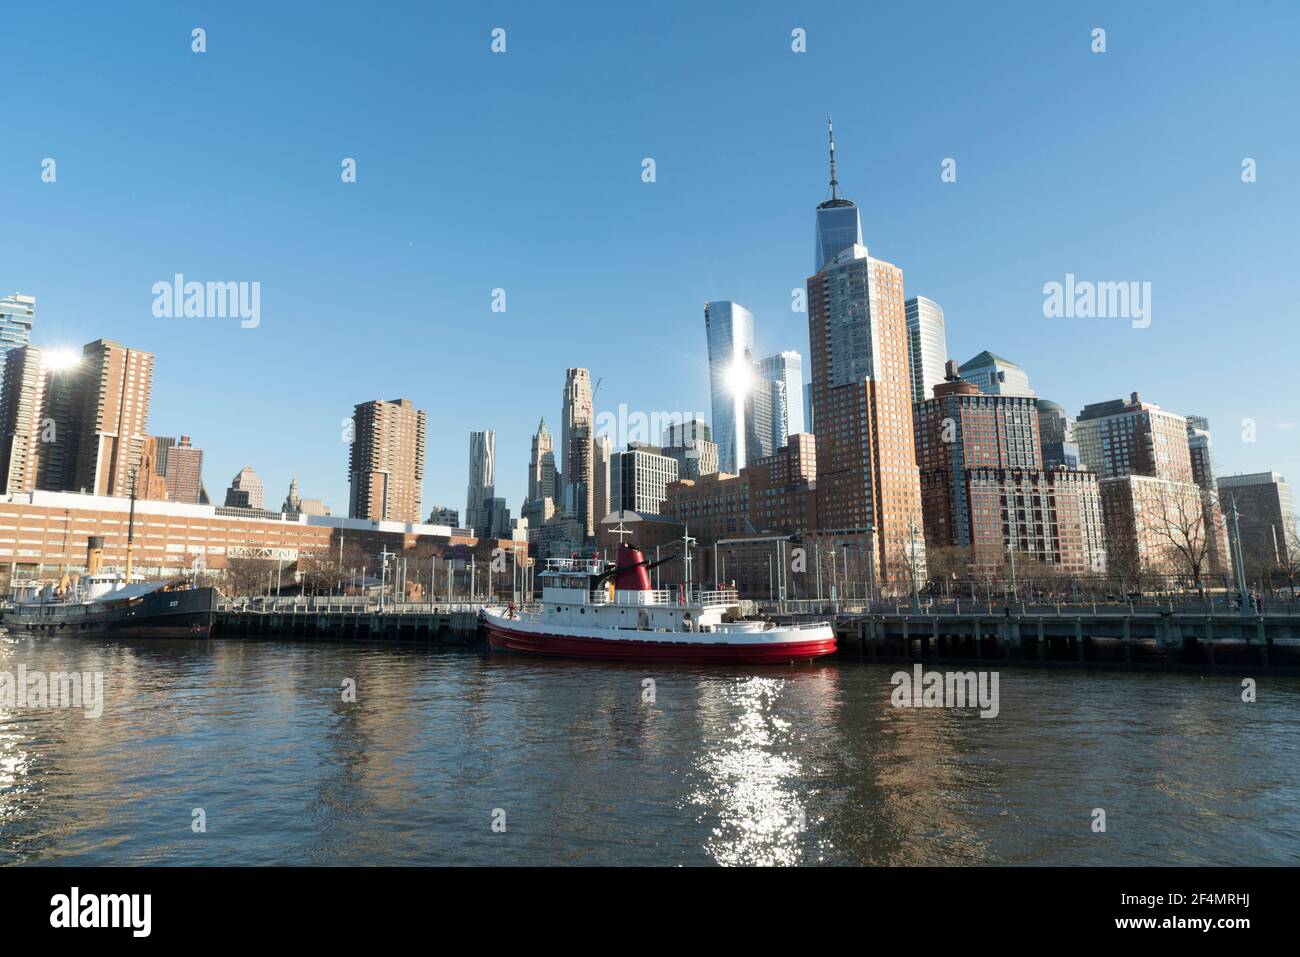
[926,546,973,594]
[221,557,278,597]
[1152,485,1213,595]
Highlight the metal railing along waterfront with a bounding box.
[218,597,489,615]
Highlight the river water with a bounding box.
[2,634,1297,866]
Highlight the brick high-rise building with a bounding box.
[0,339,155,498]
[1075,393,1195,484]
[1077,393,1228,581]
[58,339,156,498]
[165,434,204,504]
[348,398,427,523]
[663,435,818,545]
[914,367,1105,572]
[138,436,170,500]
[0,346,54,495]
[806,120,925,587]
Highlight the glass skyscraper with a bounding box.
[759,350,805,449]
[704,300,755,474]
[904,296,948,405]
[958,350,1035,398]
[0,294,35,398]
[814,119,863,272]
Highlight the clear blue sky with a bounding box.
[2,1,1297,516]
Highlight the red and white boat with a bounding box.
[483,543,836,664]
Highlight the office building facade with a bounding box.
[806,124,926,587]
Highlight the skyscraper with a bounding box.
[0,346,52,494]
[1077,393,1229,579]
[67,338,156,501]
[1185,415,1216,491]
[759,351,805,448]
[1036,400,1081,470]
[1217,472,1297,569]
[661,416,711,449]
[914,366,1105,572]
[165,434,205,504]
[224,466,265,510]
[348,398,427,523]
[662,416,719,481]
[1075,393,1194,483]
[806,121,926,587]
[814,119,864,273]
[611,444,679,515]
[745,372,779,463]
[527,417,557,504]
[561,368,594,536]
[466,429,496,536]
[0,294,35,400]
[704,300,755,474]
[904,296,948,404]
[958,351,1035,398]
[593,433,611,522]
[138,436,170,500]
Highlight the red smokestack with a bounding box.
[613,543,651,591]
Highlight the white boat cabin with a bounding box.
[535,557,741,632]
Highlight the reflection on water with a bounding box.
[2,632,1299,866]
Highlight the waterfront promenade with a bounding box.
[208,595,1300,668]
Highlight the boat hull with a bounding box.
[5,587,217,640]
[485,616,836,664]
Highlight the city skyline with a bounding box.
[3,3,1298,515]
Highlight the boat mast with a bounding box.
[679,527,696,587]
[125,467,138,582]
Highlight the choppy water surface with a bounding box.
[2,633,1297,865]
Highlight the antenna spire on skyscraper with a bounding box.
[828,116,839,200]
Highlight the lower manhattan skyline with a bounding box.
[6,0,1300,923]
[2,2,1297,517]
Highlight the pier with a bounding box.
[768,600,1300,669]
[208,596,1300,669]
[212,598,484,644]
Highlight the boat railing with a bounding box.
[694,589,740,609]
[582,587,739,608]
[543,557,604,575]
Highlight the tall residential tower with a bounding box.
[466,429,496,536]
[348,398,427,523]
